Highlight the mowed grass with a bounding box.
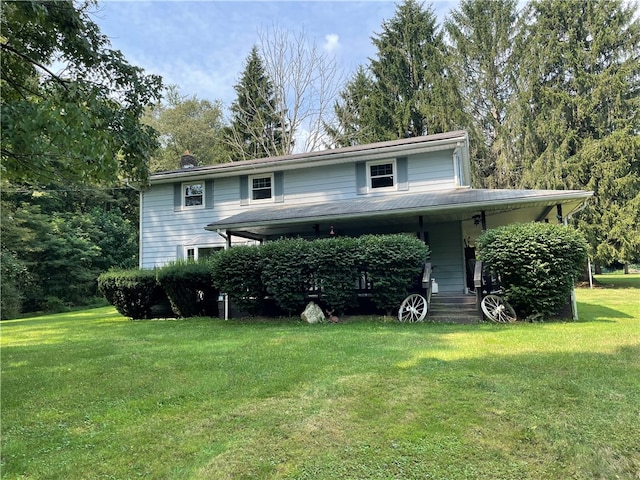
[1,275,638,479]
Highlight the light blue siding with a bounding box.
[428,221,465,293]
[141,146,464,268]
[140,179,246,268]
[408,150,456,191]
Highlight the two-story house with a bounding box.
[140,130,592,295]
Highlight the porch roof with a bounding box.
[205,188,592,240]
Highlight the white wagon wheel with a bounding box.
[481,294,517,323]
[398,294,428,322]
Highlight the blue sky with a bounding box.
[91,1,457,109]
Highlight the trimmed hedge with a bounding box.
[210,245,266,314]
[210,234,429,316]
[98,268,167,320]
[260,238,313,315]
[156,260,218,318]
[309,237,360,314]
[357,234,430,314]
[100,235,431,319]
[476,222,588,319]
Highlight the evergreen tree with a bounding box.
[513,0,640,268]
[225,46,286,161]
[445,0,519,187]
[369,0,464,139]
[327,0,465,146]
[324,66,381,147]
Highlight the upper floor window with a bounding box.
[183,182,204,208]
[250,174,273,202]
[368,160,396,189]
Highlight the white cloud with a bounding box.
[323,34,341,53]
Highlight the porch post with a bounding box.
[418,216,425,242]
[481,210,487,231]
[226,232,232,249]
[556,204,563,224]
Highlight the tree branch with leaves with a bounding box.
[1,0,163,187]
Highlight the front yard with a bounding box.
[1,275,638,479]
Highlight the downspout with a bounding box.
[566,199,589,223]
[571,199,595,291]
[216,229,230,320]
[453,145,462,186]
[217,229,232,249]
[558,209,580,319]
[139,190,143,268]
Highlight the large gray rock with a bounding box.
[301,301,325,324]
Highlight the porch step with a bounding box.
[428,293,479,324]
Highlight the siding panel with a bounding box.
[428,221,465,293]
[408,150,456,191]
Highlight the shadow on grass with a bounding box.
[592,274,640,289]
[576,302,634,321]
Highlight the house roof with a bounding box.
[205,188,593,240]
[149,130,469,184]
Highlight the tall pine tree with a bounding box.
[445,0,519,187]
[324,66,381,147]
[225,46,287,161]
[369,0,464,139]
[327,0,465,146]
[513,0,640,268]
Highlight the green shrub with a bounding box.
[309,237,360,314]
[357,234,430,314]
[476,223,588,318]
[211,245,266,314]
[260,238,313,315]
[156,260,218,318]
[98,268,167,320]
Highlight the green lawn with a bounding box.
[2,275,639,479]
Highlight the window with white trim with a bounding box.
[368,160,396,190]
[250,174,273,202]
[183,182,204,208]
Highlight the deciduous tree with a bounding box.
[257,26,343,153]
[144,86,227,170]
[1,0,162,186]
